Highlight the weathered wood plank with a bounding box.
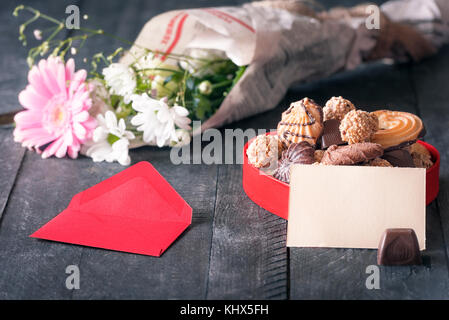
[288,62,449,299]
[0,129,26,221]
[206,164,288,299]
[0,152,87,299]
[205,114,288,299]
[411,46,449,278]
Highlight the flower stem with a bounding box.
[212,79,233,89]
[137,67,184,75]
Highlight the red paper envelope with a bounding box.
[30,161,192,257]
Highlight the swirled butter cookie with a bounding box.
[372,110,424,149]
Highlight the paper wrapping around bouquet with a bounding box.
[31,162,192,256]
[286,165,426,250]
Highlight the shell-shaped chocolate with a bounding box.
[277,98,324,147]
[282,141,315,164]
[273,141,315,184]
[273,158,293,184]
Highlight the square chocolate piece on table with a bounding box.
[377,228,422,265]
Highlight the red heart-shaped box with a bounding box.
[243,133,440,220]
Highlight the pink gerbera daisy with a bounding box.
[14,56,96,159]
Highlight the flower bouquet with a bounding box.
[11,0,449,165]
[13,5,245,165]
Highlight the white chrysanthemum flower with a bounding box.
[130,93,162,145]
[156,102,181,144]
[170,105,192,131]
[86,111,135,166]
[130,94,191,148]
[102,63,136,104]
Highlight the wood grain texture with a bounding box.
[204,107,288,299]
[206,164,288,299]
[0,153,87,299]
[411,46,449,278]
[0,129,25,221]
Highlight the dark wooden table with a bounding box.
[1,0,448,299]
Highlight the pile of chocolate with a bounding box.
[246,97,434,184]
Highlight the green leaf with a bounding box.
[107,133,120,145]
[109,94,121,108]
[193,94,211,120]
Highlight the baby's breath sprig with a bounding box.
[14,5,107,67]
[14,5,232,69]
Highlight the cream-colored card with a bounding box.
[286,165,426,250]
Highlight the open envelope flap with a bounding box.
[72,161,191,223]
[30,161,192,256]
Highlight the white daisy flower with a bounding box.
[102,63,136,104]
[130,93,162,145]
[86,111,135,166]
[170,105,192,131]
[155,99,192,147]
